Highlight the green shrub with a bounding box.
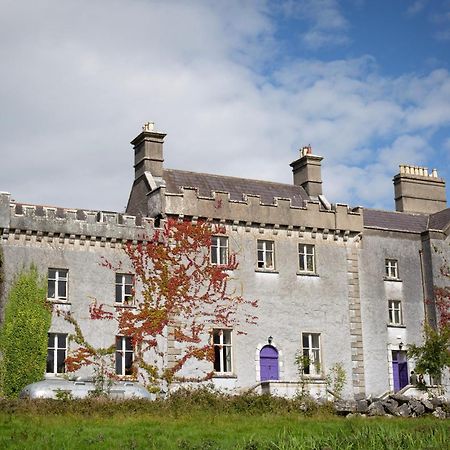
[0,266,51,397]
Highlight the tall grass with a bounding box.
[0,389,448,449]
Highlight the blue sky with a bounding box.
[0,0,449,212]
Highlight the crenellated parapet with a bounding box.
[0,192,158,245]
[150,186,363,234]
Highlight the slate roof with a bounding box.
[163,169,310,207]
[429,208,450,231]
[364,209,430,233]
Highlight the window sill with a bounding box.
[211,264,234,271]
[387,324,406,328]
[384,277,402,282]
[297,271,319,277]
[255,268,279,274]
[213,373,237,379]
[114,303,136,309]
[47,299,70,304]
[116,375,137,381]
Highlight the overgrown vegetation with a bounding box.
[408,255,450,390]
[64,219,258,393]
[326,362,347,400]
[0,391,448,449]
[0,266,51,397]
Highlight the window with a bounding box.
[299,244,315,273]
[48,269,68,301]
[115,336,134,376]
[385,259,399,279]
[46,333,67,374]
[301,333,321,376]
[213,329,232,374]
[388,300,403,325]
[115,273,134,304]
[211,236,229,265]
[257,240,275,270]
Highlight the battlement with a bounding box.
[0,192,157,242]
[152,186,363,233]
[399,164,440,179]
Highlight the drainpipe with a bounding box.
[419,249,428,324]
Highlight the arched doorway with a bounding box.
[392,350,408,392]
[260,345,279,381]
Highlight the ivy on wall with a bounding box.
[0,266,51,398]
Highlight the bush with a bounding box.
[0,266,51,397]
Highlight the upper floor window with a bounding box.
[46,333,67,374]
[388,300,403,326]
[213,329,232,374]
[211,236,229,266]
[301,332,321,377]
[299,244,315,273]
[385,259,399,279]
[115,273,134,305]
[257,240,275,270]
[115,336,134,376]
[48,269,68,301]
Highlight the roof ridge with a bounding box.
[164,168,303,190]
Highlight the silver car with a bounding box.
[19,378,153,400]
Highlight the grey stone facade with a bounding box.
[0,123,449,399]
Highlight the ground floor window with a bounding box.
[46,333,67,374]
[213,329,232,374]
[301,333,321,376]
[115,336,133,376]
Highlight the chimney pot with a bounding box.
[290,146,323,197]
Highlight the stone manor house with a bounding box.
[0,123,449,399]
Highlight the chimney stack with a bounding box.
[130,122,166,181]
[290,146,323,197]
[393,164,447,214]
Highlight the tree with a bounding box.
[408,259,450,389]
[64,218,258,391]
[0,266,51,397]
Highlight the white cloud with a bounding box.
[0,0,449,211]
[281,0,349,49]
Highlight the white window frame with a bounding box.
[46,333,67,375]
[115,336,134,376]
[115,273,134,305]
[213,329,233,374]
[388,300,403,325]
[299,244,316,273]
[385,259,399,279]
[48,268,68,301]
[301,332,321,377]
[210,236,229,266]
[257,240,275,270]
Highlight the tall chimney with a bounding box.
[290,146,323,197]
[130,122,166,181]
[393,164,447,214]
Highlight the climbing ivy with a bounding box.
[0,266,51,397]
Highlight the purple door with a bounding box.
[260,345,279,381]
[392,351,408,392]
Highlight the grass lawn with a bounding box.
[0,396,449,449]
